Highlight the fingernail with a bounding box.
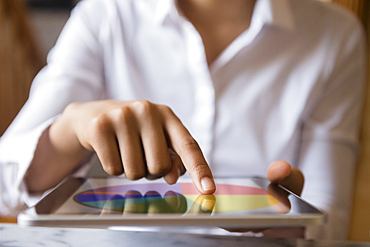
[201,177,215,192]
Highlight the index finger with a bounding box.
[163,112,215,194]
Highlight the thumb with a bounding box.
[267,161,304,196]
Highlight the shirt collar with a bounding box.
[154,0,295,31]
[253,0,295,31]
[153,0,180,25]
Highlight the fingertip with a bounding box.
[164,167,180,185]
[267,162,305,196]
[267,160,291,183]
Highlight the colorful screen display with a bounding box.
[73,179,289,215]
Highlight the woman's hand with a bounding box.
[224,161,305,238]
[25,100,215,195]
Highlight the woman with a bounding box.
[0,0,366,239]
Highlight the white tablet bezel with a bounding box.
[18,177,327,228]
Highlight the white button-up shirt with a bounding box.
[0,0,366,240]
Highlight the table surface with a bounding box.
[1,223,370,247]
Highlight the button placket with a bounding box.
[182,21,215,163]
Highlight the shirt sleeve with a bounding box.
[0,0,107,216]
[298,18,367,240]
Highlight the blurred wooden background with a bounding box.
[332,0,370,242]
[333,0,366,20]
[0,0,44,137]
[0,0,44,223]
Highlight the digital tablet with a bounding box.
[18,177,327,228]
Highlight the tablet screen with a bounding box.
[19,177,326,228]
[36,177,319,217]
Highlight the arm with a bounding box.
[0,1,106,214]
[1,1,215,215]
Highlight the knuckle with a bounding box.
[86,114,111,141]
[179,137,200,153]
[190,163,209,176]
[132,100,155,117]
[110,106,133,124]
[157,104,174,115]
